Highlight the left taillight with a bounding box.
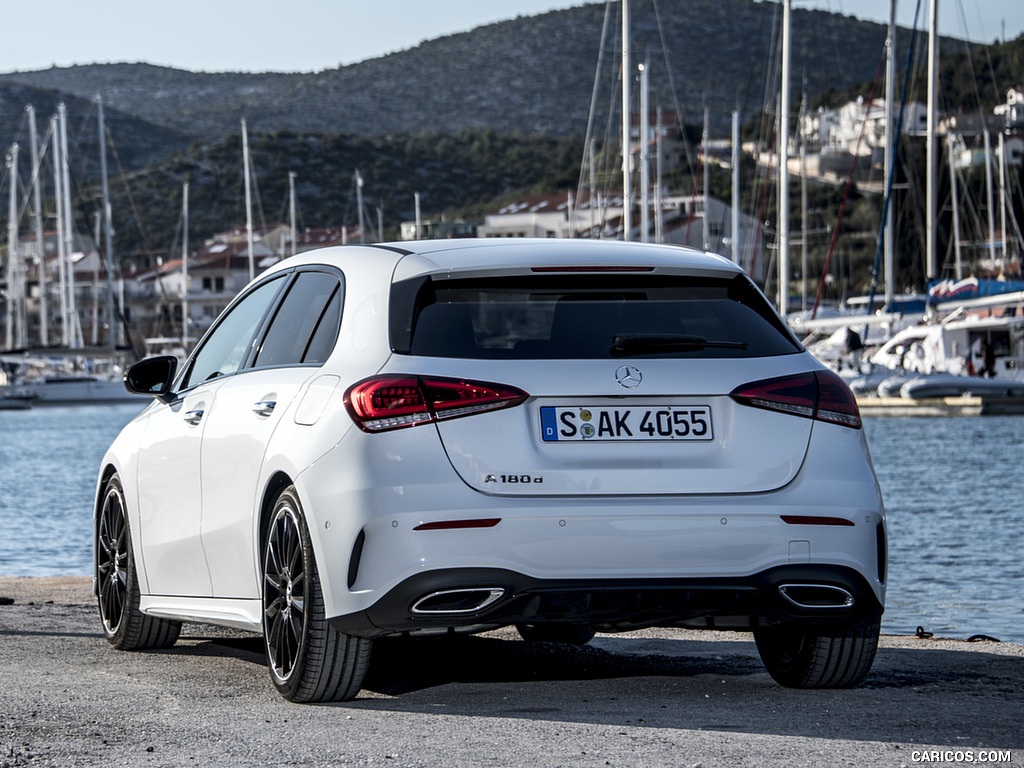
[344,375,528,432]
[729,370,861,429]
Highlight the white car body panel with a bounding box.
[134,382,222,597]
[199,367,314,599]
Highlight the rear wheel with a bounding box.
[754,617,881,688]
[96,473,181,650]
[262,485,371,702]
[516,623,596,646]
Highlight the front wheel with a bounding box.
[96,473,181,650]
[754,617,881,688]
[262,485,371,702]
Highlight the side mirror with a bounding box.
[124,356,179,403]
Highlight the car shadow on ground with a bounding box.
[361,633,764,695]
[75,615,1024,747]
[170,629,765,687]
[346,634,1023,748]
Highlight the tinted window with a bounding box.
[180,277,284,389]
[303,289,343,364]
[397,274,801,359]
[254,271,342,367]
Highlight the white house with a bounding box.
[995,87,1024,131]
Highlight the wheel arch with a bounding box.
[258,471,296,555]
[95,463,120,519]
[93,463,122,597]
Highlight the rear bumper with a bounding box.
[328,563,884,638]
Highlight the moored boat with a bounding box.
[24,375,146,405]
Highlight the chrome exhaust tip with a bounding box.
[410,588,506,615]
[778,583,855,609]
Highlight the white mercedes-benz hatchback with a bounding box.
[94,238,886,702]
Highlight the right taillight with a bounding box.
[730,370,861,429]
[345,375,528,432]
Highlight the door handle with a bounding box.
[253,400,277,417]
[184,409,204,425]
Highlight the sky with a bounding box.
[0,0,1021,75]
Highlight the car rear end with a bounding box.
[312,240,885,683]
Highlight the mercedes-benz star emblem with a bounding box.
[615,365,642,388]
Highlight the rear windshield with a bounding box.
[391,273,802,359]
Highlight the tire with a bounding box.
[516,623,596,646]
[754,617,881,688]
[262,485,371,703]
[96,473,181,650]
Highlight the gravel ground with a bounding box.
[1,576,1021,768]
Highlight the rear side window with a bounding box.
[255,270,343,368]
[392,273,801,359]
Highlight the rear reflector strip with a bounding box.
[781,515,856,527]
[413,518,502,531]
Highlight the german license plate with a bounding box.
[540,405,713,442]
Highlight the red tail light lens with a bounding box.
[813,370,862,428]
[730,370,861,429]
[345,376,432,431]
[345,375,528,432]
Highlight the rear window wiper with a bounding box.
[610,334,748,356]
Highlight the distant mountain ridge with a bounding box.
[1,0,1012,269]
[0,0,944,144]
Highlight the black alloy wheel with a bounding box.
[262,485,370,702]
[96,473,180,650]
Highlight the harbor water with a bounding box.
[1,404,1021,644]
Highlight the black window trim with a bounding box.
[250,266,345,371]
[175,265,345,394]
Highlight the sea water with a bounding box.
[863,416,1024,643]
[0,404,145,580]
[1,405,1020,643]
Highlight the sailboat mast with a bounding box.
[778,0,792,315]
[27,106,47,347]
[58,102,81,348]
[5,143,20,350]
[414,191,422,240]
[289,171,297,257]
[52,115,68,347]
[702,106,710,251]
[242,118,255,282]
[96,96,116,353]
[800,95,808,313]
[182,181,189,348]
[999,132,1008,264]
[589,138,597,237]
[947,136,963,279]
[983,129,996,266]
[90,212,100,347]
[731,110,740,266]
[355,170,365,243]
[884,1,896,313]
[639,62,649,243]
[926,0,939,280]
[621,0,631,242]
[655,108,664,243]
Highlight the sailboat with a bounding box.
[4,97,145,405]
